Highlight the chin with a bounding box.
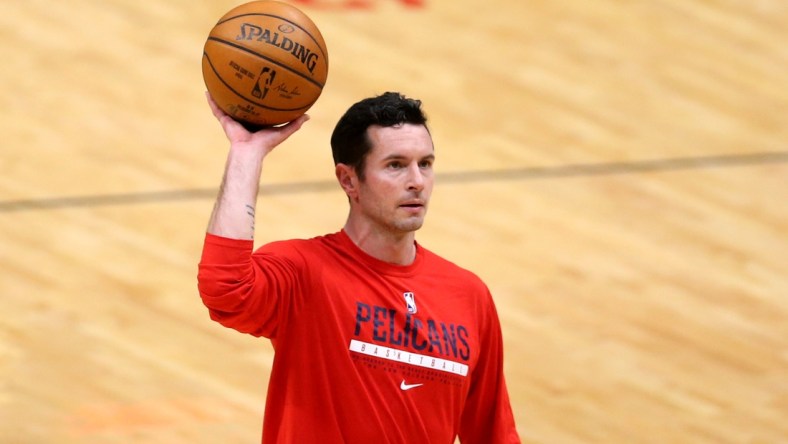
[394,218,425,233]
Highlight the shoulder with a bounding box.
[419,245,490,294]
[419,247,502,332]
[255,232,344,260]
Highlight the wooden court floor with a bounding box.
[1,0,787,442]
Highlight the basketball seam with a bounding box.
[203,51,314,113]
[216,13,328,62]
[206,36,325,90]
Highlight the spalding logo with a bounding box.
[236,23,320,74]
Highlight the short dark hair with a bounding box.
[330,92,428,179]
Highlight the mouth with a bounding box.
[399,199,424,209]
[399,200,425,213]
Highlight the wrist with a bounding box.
[228,140,269,161]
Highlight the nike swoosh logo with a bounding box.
[400,380,424,391]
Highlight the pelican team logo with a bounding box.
[403,292,417,314]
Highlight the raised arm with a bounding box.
[197,94,310,337]
[205,92,309,240]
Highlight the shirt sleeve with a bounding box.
[458,291,521,443]
[197,233,299,339]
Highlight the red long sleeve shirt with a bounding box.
[197,230,520,443]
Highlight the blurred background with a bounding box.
[1,0,786,442]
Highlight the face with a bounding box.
[342,123,435,235]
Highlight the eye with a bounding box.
[419,159,433,169]
[387,161,403,169]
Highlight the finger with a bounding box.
[269,114,310,144]
[250,114,309,149]
[205,92,228,121]
[278,114,311,137]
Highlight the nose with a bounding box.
[406,164,425,192]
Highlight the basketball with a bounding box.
[202,1,329,127]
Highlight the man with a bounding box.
[198,91,520,443]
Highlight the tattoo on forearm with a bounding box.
[246,204,256,236]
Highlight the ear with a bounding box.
[335,163,359,200]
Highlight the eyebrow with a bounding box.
[381,153,436,162]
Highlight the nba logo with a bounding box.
[403,292,417,314]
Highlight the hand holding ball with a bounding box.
[202,1,329,127]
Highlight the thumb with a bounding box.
[257,114,311,147]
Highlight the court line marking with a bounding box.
[1,151,786,212]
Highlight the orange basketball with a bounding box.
[202,1,329,127]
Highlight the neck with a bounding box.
[343,220,417,266]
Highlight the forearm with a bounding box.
[207,143,266,240]
[202,92,309,240]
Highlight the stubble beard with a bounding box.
[391,206,428,234]
[393,217,424,234]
